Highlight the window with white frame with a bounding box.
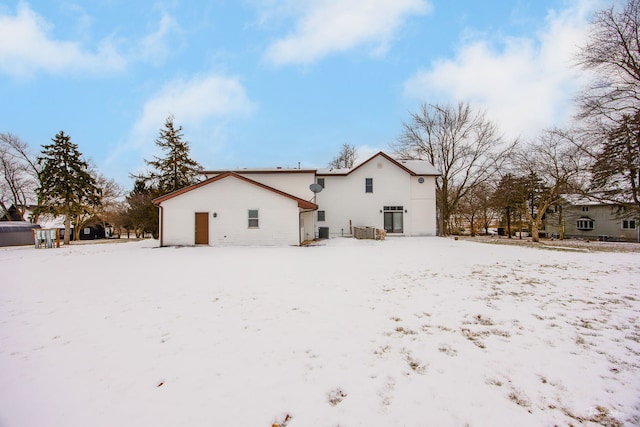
[365,178,373,193]
[248,209,259,228]
[317,210,325,221]
[576,218,594,230]
[581,206,589,212]
[622,219,637,229]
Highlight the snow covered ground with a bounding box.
[0,237,638,426]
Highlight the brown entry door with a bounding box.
[195,212,209,244]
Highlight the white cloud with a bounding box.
[0,2,126,77]
[403,1,600,140]
[107,74,255,178]
[0,2,182,78]
[133,74,255,138]
[135,11,182,66]
[264,0,430,66]
[127,74,256,162]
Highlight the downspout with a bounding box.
[158,205,164,247]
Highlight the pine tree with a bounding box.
[591,113,640,213]
[145,115,203,194]
[124,178,159,238]
[36,131,101,245]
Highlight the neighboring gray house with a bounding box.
[545,195,638,242]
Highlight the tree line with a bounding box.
[1,0,639,243]
[395,0,640,241]
[0,115,201,244]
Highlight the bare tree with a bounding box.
[576,0,640,125]
[395,102,513,235]
[575,0,640,215]
[328,143,358,169]
[457,181,496,236]
[0,133,39,220]
[509,130,585,242]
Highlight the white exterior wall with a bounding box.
[160,177,301,246]
[300,211,315,243]
[206,172,316,200]
[409,175,437,236]
[315,155,436,237]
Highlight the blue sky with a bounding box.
[1,0,606,188]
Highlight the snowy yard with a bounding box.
[1,237,639,426]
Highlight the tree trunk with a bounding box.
[63,208,71,245]
[531,220,540,243]
[470,213,476,236]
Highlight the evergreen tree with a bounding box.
[124,178,159,238]
[144,115,203,194]
[36,131,101,245]
[591,113,640,214]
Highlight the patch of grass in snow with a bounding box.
[271,413,292,427]
[327,388,347,406]
[485,377,503,387]
[438,344,458,356]
[394,326,417,336]
[562,406,624,427]
[460,328,486,349]
[575,334,588,346]
[373,345,391,356]
[404,353,427,374]
[507,389,531,409]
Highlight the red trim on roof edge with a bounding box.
[316,152,432,176]
[152,172,318,210]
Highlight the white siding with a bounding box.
[206,172,315,200]
[160,177,301,246]
[315,154,436,237]
[409,175,437,236]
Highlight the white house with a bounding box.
[153,152,439,246]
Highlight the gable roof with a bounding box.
[317,152,440,176]
[152,172,318,210]
[203,168,316,175]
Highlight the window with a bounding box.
[622,219,637,229]
[84,227,90,235]
[576,218,594,230]
[581,206,589,212]
[317,210,325,222]
[248,209,259,228]
[317,178,325,188]
[365,178,373,193]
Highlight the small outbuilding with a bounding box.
[153,172,318,247]
[0,222,41,247]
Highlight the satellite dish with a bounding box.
[309,183,323,193]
